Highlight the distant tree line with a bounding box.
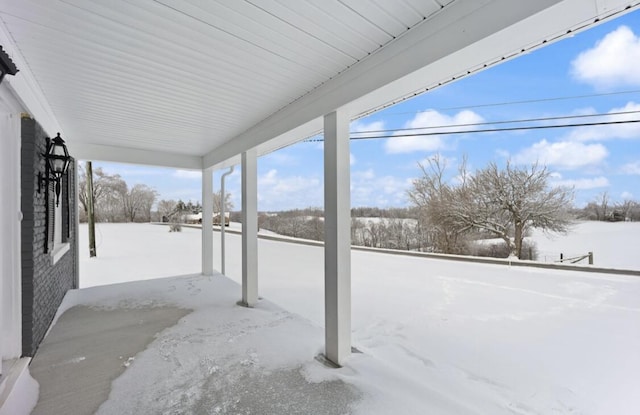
[78,164,158,223]
[80,160,636,261]
[78,164,237,225]
[259,158,575,260]
[258,208,325,241]
[576,191,640,221]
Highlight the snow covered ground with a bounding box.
[530,221,640,269]
[72,223,640,414]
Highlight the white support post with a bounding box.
[73,159,80,288]
[0,98,23,366]
[323,109,351,366]
[201,167,214,276]
[240,149,258,307]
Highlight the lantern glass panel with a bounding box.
[52,158,66,172]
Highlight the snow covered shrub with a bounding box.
[472,240,538,260]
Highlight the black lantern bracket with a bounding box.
[37,133,72,207]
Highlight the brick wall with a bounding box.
[21,116,77,357]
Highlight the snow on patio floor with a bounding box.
[30,275,364,415]
[38,223,640,414]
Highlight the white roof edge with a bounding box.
[351,0,640,119]
[0,21,62,137]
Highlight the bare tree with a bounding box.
[213,190,234,213]
[467,161,574,258]
[139,187,159,222]
[607,197,637,222]
[408,158,574,259]
[407,155,470,254]
[585,191,611,221]
[78,163,127,222]
[627,200,640,221]
[598,191,610,221]
[157,199,178,221]
[351,217,365,245]
[581,202,601,221]
[363,220,387,248]
[120,184,158,222]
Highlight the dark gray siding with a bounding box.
[21,116,77,357]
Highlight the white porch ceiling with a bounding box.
[1,0,638,169]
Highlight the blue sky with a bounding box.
[89,10,640,212]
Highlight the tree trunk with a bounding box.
[514,221,523,259]
[499,233,516,258]
[86,161,97,257]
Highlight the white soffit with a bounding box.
[0,0,638,169]
[0,0,448,167]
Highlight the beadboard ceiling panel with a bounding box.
[0,0,637,169]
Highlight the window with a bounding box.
[48,169,70,263]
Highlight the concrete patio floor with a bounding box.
[28,274,362,415]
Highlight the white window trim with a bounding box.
[50,184,69,265]
[50,242,70,265]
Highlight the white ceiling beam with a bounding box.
[71,143,202,170]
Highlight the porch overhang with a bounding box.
[1,0,637,169]
[2,0,639,369]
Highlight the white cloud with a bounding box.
[571,26,640,89]
[350,153,356,165]
[262,152,298,166]
[512,139,608,169]
[418,154,458,169]
[551,176,610,190]
[120,168,165,177]
[495,149,510,159]
[161,187,202,202]
[351,168,412,207]
[173,170,201,179]
[351,120,385,138]
[353,169,375,180]
[621,161,640,175]
[567,101,640,141]
[254,167,412,209]
[621,191,634,200]
[257,169,322,210]
[549,171,563,179]
[384,109,484,154]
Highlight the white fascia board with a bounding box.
[203,0,638,169]
[350,0,639,116]
[0,84,24,114]
[72,142,202,170]
[203,0,561,168]
[0,20,62,137]
[206,118,323,170]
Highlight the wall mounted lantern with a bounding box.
[38,133,72,206]
[0,45,19,84]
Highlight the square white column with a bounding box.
[0,107,22,364]
[323,109,351,366]
[201,167,214,276]
[241,149,258,307]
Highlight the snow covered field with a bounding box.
[75,223,640,414]
[530,221,640,269]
